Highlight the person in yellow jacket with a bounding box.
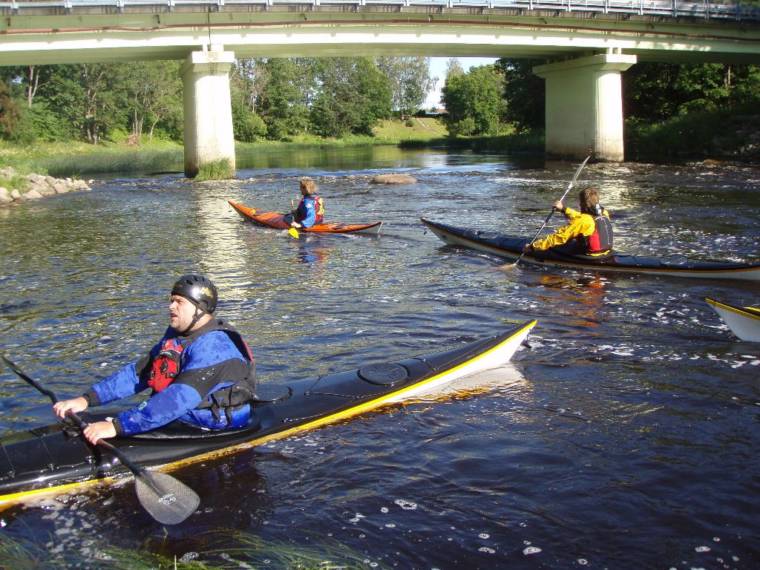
[523,187,613,257]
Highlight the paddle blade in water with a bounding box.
[135,471,200,525]
[288,227,300,239]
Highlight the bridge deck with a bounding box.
[1,0,758,22]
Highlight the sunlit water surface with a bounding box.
[0,150,758,569]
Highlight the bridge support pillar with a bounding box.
[182,48,236,178]
[534,53,637,162]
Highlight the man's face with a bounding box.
[169,295,197,331]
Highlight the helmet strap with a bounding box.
[180,304,206,335]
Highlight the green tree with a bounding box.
[376,56,432,118]
[0,65,54,109]
[232,58,270,114]
[441,64,506,136]
[257,58,313,139]
[0,80,20,139]
[232,98,267,142]
[622,62,760,121]
[309,58,392,137]
[38,64,127,144]
[231,58,269,141]
[121,61,183,141]
[445,58,465,78]
[495,58,545,132]
[0,66,77,142]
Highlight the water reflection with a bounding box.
[296,237,331,265]
[536,274,607,330]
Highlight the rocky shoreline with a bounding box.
[0,166,91,205]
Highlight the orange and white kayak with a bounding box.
[229,200,382,235]
[705,298,760,342]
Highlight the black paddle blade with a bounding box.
[134,471,200,525]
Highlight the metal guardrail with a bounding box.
[0,0,759,21]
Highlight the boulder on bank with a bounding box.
[370,173,417,185]
[0,166,91,206]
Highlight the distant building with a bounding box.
[416,107,447,118]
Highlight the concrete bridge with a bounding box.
[2,0,760,173]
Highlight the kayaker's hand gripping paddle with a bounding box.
[501,155,591,270]
[288,197,300,239]
[1,355,200,525]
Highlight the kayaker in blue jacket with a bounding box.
[289,177,325,229]
[52,275,256,445]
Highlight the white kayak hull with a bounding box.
[705,298,760,342]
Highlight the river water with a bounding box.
[0,148,758,569]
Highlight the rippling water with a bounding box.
[0,151,758,568]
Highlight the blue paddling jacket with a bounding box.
[83,319,255,436]
[293,195,325,228]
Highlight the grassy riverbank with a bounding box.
[0,118,450,182]
[2,110,758,187]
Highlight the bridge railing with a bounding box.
[1,0,759,21]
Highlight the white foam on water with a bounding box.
[394,499,417,511]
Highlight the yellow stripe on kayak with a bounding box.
[145,320,537,470]
[0,320,536,509]
[0,476,120,510]
[706,298,760,322]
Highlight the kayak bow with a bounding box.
[705,297,760,342]
[0,321,535,509]
[421,218,760,281]
[229,200,382,235]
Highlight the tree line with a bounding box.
[0,57,432,144]
[1,55,759,153]
[442,59,760,146]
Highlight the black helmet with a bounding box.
[171,275,218,314]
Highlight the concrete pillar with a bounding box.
[534,53,637,162]
[182,48,236,178]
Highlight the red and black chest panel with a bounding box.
[586,214,613,253]
[146,321,255,395]
[313,195,325,224]
[148,337,186,392]
[294,195,325,224]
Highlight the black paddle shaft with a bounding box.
[1,354,200,524]
[0,355,147,477]
[507,155,591,268]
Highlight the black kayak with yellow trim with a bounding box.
[0,321,535,508]
[421,218,760,281]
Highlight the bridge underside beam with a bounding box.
[534,53,637,162]
[1,14,760,66]
[182,49,236,178]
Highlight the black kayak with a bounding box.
[0,321,535,508]
[421,218,760,281]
